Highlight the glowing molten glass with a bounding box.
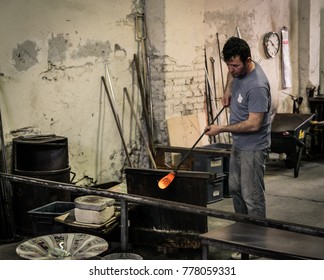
[158,172,176,189]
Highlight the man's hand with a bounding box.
[204,124,223,136]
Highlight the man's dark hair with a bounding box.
[222,37,251,63]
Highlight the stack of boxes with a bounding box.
[193,143,231,203]
[192,152,226,203]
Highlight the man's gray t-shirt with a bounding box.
[230,62,271,151]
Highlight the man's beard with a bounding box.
[234,66,248,79]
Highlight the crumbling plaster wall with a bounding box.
[0,0,320,186]
[0,0,145,184]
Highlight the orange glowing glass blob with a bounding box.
[158,172,176,189]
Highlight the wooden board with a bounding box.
[167,113,209,148]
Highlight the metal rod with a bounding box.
[204,66,215,142]
[216,33,225,93]
[210,57,218,110]
[133,54,154,154]
[124,88,157,169]
[205,66,221,130]
[101,76,132,167]
[210,57,222,143]
[236,26,242,38]
[104,64,118,108]
[204,47,214,127]
[216,33,231,143]
[174,106,226,171]
[1,172,324,237]
[120,199,128,251]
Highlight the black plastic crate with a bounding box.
[28,201,75,236]
[192,154,223,174]
[206,176,225,204]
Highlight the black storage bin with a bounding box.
[199,143,232,197]
[193,154,223,174]
[206,175,225,204]
[28,201,75,236]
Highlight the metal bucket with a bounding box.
[12,135,69,171]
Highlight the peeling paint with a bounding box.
[12,40,39,71]
[10,126,41,137]
[48,34,70,63]
[204,9,257,42]
[71,39,112,60]
[114,44,127,59]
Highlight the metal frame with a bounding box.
[1,172,324,252]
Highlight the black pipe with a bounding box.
[1,172,324,238]
[101,76,132,167]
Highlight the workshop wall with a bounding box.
[204,0,295,116]
[0,0,320,185]
[147,0,320,146]
[0,0,144,184]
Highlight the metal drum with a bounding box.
[11,135,72,235]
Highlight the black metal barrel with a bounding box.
[12,135,72,235]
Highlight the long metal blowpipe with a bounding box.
[158,106,226,189]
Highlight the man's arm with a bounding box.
[205,112,264,136]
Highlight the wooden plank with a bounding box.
[167,113,209,148]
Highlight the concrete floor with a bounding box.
[1,154,324,260]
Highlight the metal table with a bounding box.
[200,222,324,260]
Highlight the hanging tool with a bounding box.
[135,14,148,92]
[158,106,226,189]
[210,57,222,142]
[204,47,215,142]
[205,66,220,142]
[135,13,154,134]
[101,76,132,167]
[216,33,226,94]
[216,33,231,143]
[210,57,218,110]
[135,14,156,160]
[124,87,157,169]
[133,54,155,155]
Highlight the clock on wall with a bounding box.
[263,32,280,58]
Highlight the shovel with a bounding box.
[158,106,226,189]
